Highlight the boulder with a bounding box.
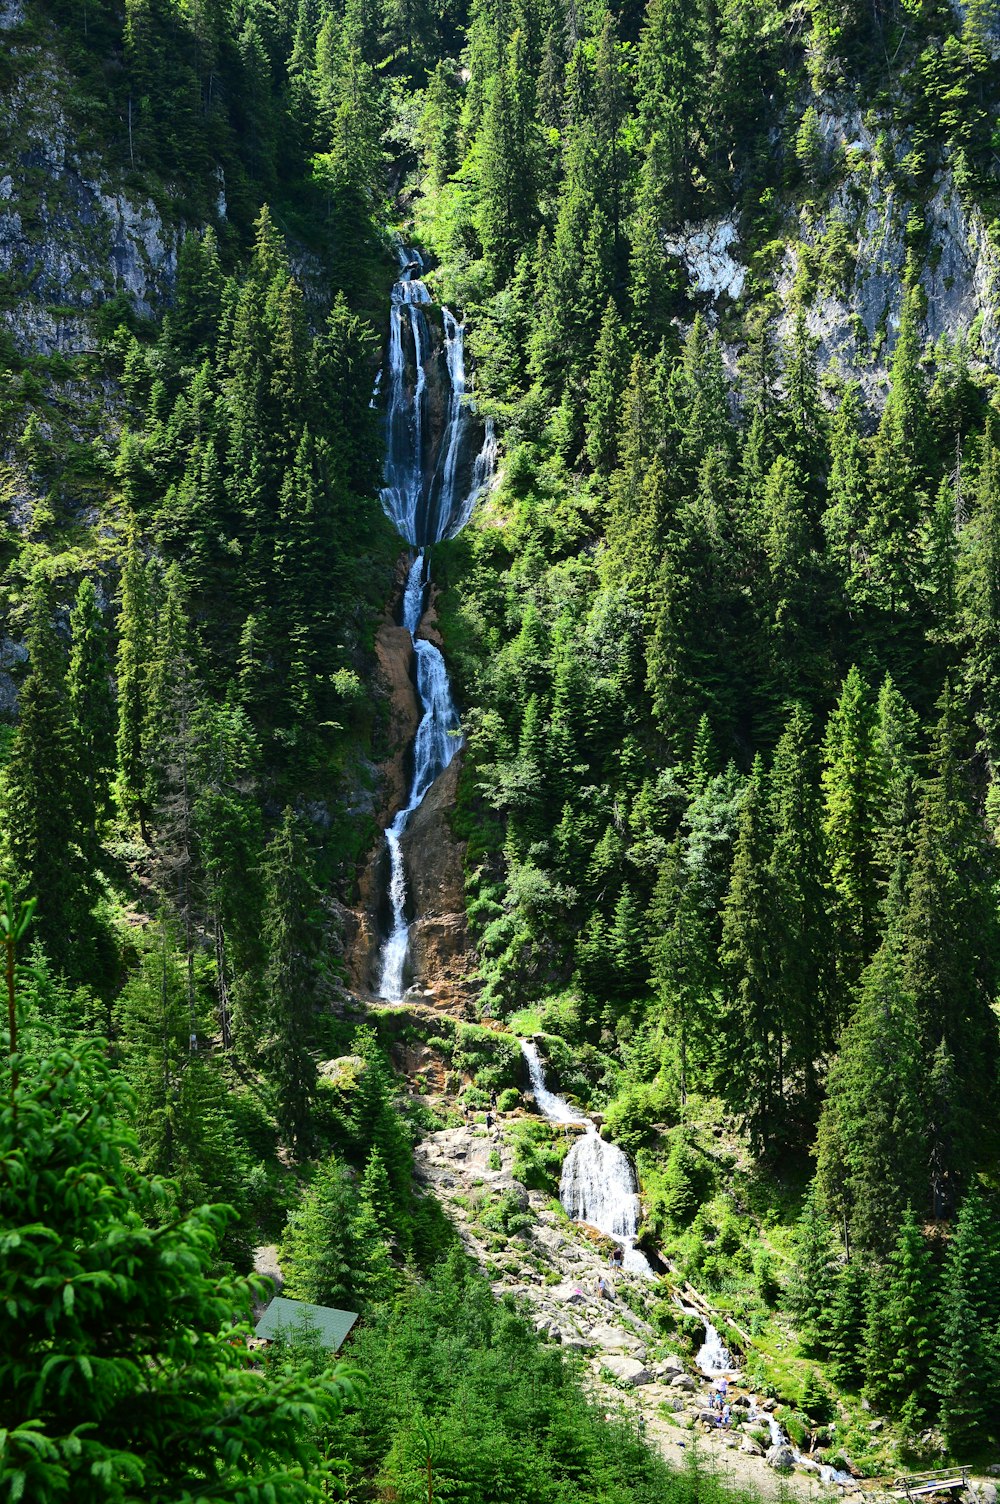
[589,1322,645,1356]
[602,1356,652,1387]
[551,1283,588,1305]
[766,1446,796,1473]
[656,1354,685,1376]
[740,1439,765,1458]
[670,1374,698,1391]
[507,1180,530,1211]
[978,1485,998,1504]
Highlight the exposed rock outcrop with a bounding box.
[400,752,473,1004]
[412,1115,840,1501]
[348,575,421,993]
[350,553,473,1004]
[661,105,1000,404]
[0,44,191,358]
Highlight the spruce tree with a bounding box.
[829,1259,869,1390]
[872,674,920,892]
[821,667,880,990]
[822,381,869,620]
[864,287,931,684]
[815,942,924,1255]
[351,1147,400,1306]
[767,704,837,1116]
[586,301,630,476]
[477,28,538,284]
[719,755,782,1152]
[868,1209,937,1426]
[901,690,999,1216]
[67,577,115,857]
[2,575,89,978]
[960,423,1000,771]
[787,1185,838,1355]
[115,524,154,838]
[281,1155,357,1307]
[260,810,325,1153]
[932,1190,1000,1451]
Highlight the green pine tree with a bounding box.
[2,575,92,978]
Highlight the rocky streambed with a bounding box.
[414,1119,856,1502]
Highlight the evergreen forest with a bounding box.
[3,0,1000,1495]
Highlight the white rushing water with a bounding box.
[376,246,495,1000]
[696,1319,734,1375]
[675,1297,735,1376]
[520,1040,653,1275]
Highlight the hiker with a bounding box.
[609,1244,624,1270]
[485,1111,493,1132]
[597,1275,611,1301]
[719,1376,729,1398]
[722,1405,731,1428]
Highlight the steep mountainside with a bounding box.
[5,0,1000,1496]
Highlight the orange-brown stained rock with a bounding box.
[374,619,420,818]
[414,580,445,650]
[400,753,473,999]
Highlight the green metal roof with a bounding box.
[254,1296,358,1352]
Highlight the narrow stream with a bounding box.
[376,247,495,1000]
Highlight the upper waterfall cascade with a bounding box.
[520,1040,653,1276]
[377,247,495,1001]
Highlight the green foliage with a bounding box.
[509,1118,568,1194]
[786,1186,838,1355]
[1,574,99,982]
[0,1023,353,1502]
[340,1251,734,1504]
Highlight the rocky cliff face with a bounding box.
[399,751,473,1003]
[0,41,190,357]
[663,111,1000,399]
[348,559,474,1004]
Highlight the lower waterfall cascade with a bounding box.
[520,1040,653,1275]
[375,246,495,1001]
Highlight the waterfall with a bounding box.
[747,1407,852,1484]
[674,1296,736,1376]
[696,1321,734,1375]
[520,1040,653,1276]
[375,246,495,1001]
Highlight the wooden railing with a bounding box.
[888,1468,970,1498]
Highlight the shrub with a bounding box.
[478,1188,532,1236]
[509,1119,569,1195]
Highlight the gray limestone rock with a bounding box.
[602,1356,652,1387]
[766,1445,796,1473]
[588,1322,645,1356]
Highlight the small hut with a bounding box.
[254,1296,358,1353]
